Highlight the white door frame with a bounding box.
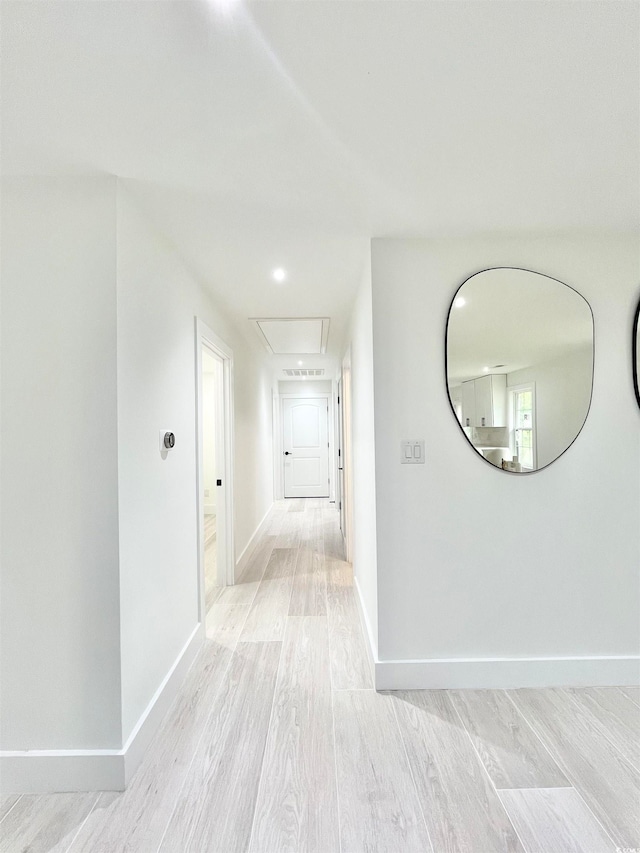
[195,318,235,626]
[341,348,354,562]
[272,389,283,501]
[279,393,332,499]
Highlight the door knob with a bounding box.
[284,451,292,455]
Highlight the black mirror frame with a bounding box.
[444,266,595,475]
[633,299,640,410]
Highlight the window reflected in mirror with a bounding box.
[446,268,594,473]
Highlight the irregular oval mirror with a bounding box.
[633,299,640,409]
[446,268,594,473]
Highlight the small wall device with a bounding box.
[400,439,425,464]
[160,430,176,452]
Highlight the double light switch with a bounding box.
[401,440,425,464]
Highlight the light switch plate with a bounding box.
[401,440,425,464]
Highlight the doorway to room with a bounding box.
[202,347,222,612]
[196,320,234,630]
[336,377,346,536]
[340,350,353,561]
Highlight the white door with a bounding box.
[283,397,329,498]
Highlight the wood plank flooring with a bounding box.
[508,688,640,848]
[450,689,570,790]
[392,690,523,853]
[497,788,616,853]
[1,499,638,852]
[334,689,432,852]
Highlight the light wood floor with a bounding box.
[2,500,638,852]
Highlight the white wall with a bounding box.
[116,185,274,741]
[507,345,593,470]
[1,177,122,750]
[278,380,333,395]
[1,175,275,783]
[344,254,379,657]
[371,234,639,677]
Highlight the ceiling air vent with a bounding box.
[283,369,325,378]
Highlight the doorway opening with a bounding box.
[340,350,353,561]
[202,347,222,612]
[195,320,234,632]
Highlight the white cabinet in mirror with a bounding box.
[633,298,640,409]
[446,268,594,473]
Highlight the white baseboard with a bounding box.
[122,623,202,785]
[375,655,640,691]
[0,624,203,793]
[349,576,639,691]
[0,751,125,794]
[235,503,273,581]
[353,575,378,681]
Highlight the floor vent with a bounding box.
[283,369,325,377]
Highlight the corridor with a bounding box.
[1,501,638,852]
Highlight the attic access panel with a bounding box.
[251,318,330,354]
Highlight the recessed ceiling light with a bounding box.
[272,267,287,282]
[297,360,303,366]
[210,0,241,16]
[483,366,490,372]
[454,296,466,308]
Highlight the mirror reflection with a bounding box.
[633,299,640,409]
[446,268,594,473]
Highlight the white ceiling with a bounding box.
[446,268,594,383]
[2,1,638,369]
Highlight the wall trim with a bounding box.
[375,655,640,691]
[0,752,125,795]
[353,574,378,676]
[0,624,203,793]
[122,623,202,785]
[235,503,273,582]
[348,576,637,692]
